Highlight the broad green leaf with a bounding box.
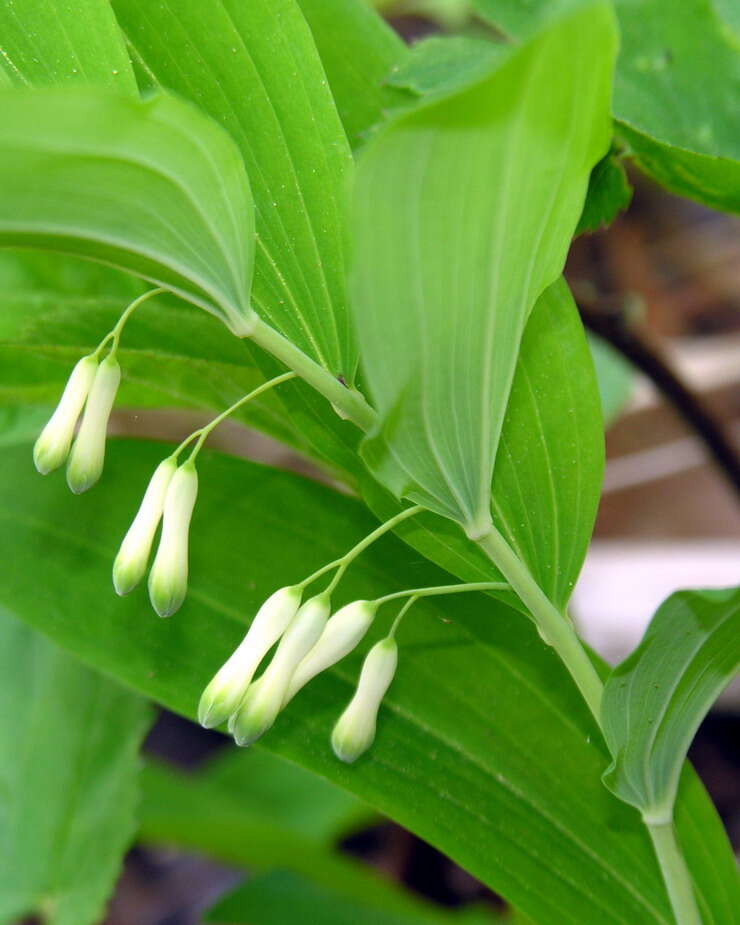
[363,278,604,612]
[205,870,499,925]
[296,0,411,148]
[602,587,740,824]
[113,0,356,380]
[613,0,740,213]
[0,0,137,95]
[350,2,615,534]
[0,88,255,334]
[0,610,152,925]
[1,441,737,923]
[473,0,740,212]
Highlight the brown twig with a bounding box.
[577,298,740,499]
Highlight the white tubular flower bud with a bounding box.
[113,457,178,596]
[331,637,398,764]
[147,460,198,617]
[198,585,303,729]
[284,600,377,705]
[66,355,121,494]
[230,592,331,747]
[33,355,98,475]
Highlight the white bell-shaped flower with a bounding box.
[33,355,98,475]
[66,355,121,494]
[283,600,377,705]
[331,637,398,764]
[198,585,303,729]
[113,457,178,596]
[230,593,331,746]
[147,460,198,617]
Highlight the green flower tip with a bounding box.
[331,637,398,764]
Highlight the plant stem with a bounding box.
[389,594,419,637]
[579,297,740,499]
[646,822,702,925]
[247,316,377,431]
[323,504,425,593]
[98,287,167,357]
[374,581,509,606]
[188,372,296,459]
[476,525,603,720]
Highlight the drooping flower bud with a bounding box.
[284,600,377,705]
[198,585,303,729]
[147,460,198,617]
[66,355,121,494]
[113,457,178,596]
[230,592,331,747]
[33,354,98,475]
[331,637,398,764]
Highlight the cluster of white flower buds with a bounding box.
[33,353,120,493]
[34,288,165,493]
[199,586,396,762]
[32,300,506,766]
[114,456,199,617]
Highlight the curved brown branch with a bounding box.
[578,300,740,500]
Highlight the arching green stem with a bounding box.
[187,372,296,461]
[95,287,167,358]
[374,581,509,607]
[247,316,377,431]
[299,505,425,592]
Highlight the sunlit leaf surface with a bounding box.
[113,0,356,379]
[350,2,615,533]
[0,440,735,923]
[0,89,255,333]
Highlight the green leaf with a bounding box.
[364,278,605,612]
[0,610,152,925]
[612,0,740,212]
[576,150,633,234]
[0,88,255,334]
[205,870,499,925]
[350,2,615,534]
[0,439,736,923]
[473,0,740,212]
[113,0,356,380]
[602,587,740,823]
[0,0,137,95]
[296,0,411,148]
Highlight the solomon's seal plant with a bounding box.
[0,0,738,923]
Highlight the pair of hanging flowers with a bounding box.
[33,289,507,762]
